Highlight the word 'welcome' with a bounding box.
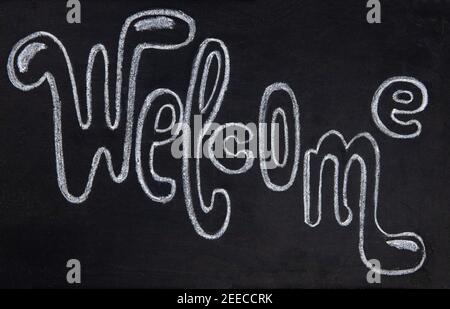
[7,9,429,276]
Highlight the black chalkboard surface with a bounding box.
[0,0,449,289]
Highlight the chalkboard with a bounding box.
[0,0,449,289]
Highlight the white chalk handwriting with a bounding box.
[7,9,428,276]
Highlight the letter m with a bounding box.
[303,130,380,227]
[303,130,426,276]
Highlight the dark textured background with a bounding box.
[0,0,449,288]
